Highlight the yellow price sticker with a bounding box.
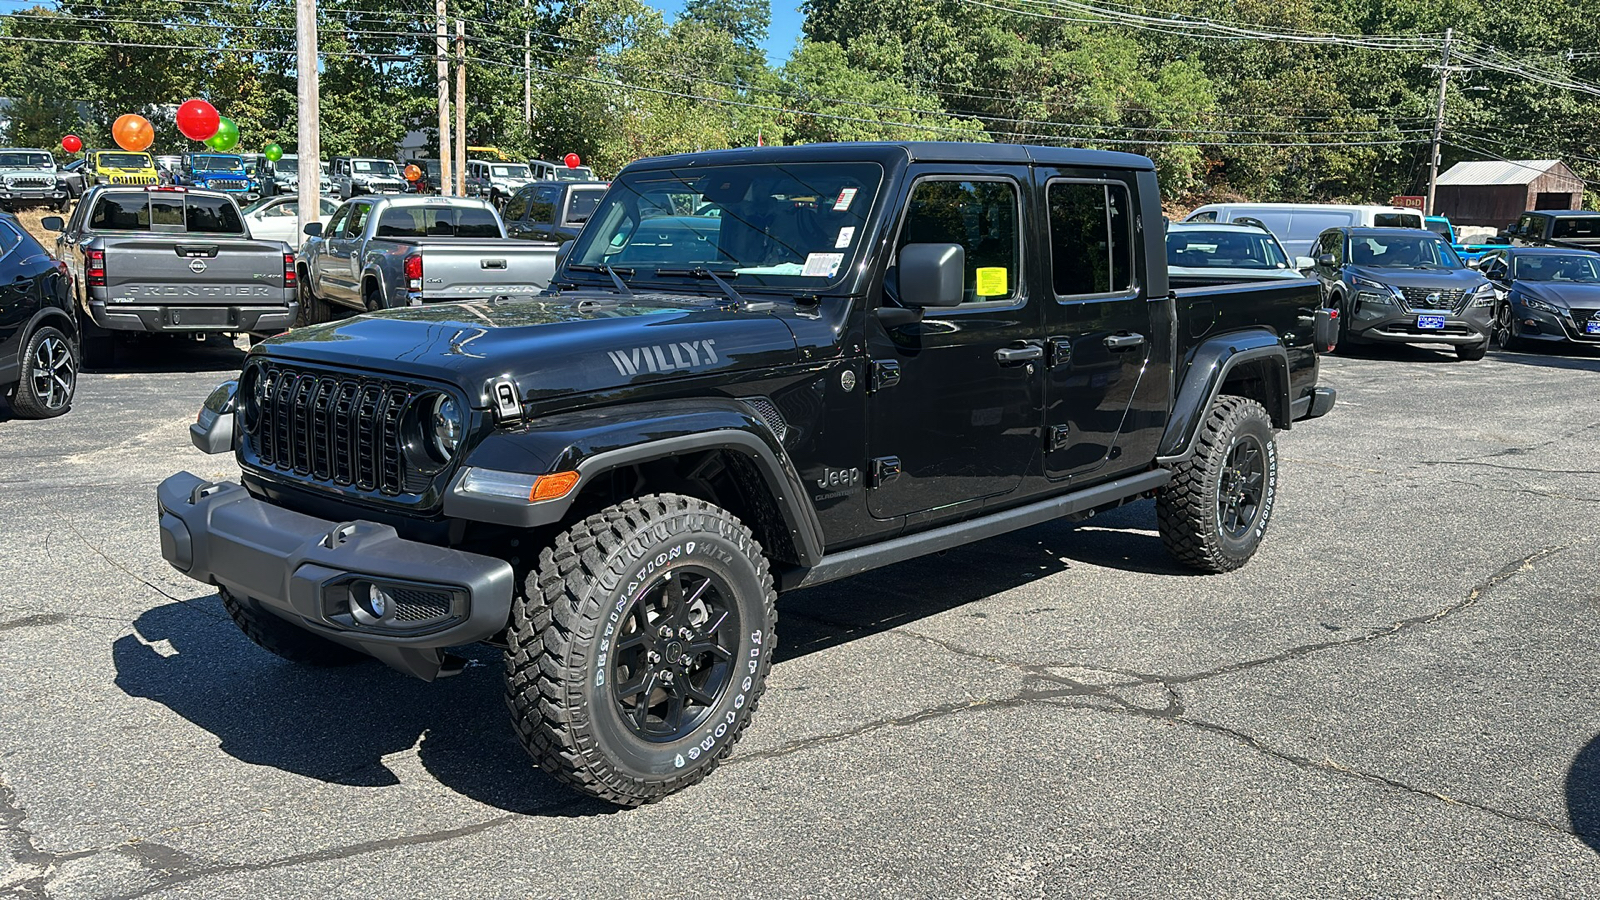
[974,267,1008,297]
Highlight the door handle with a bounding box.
[1104,333,1145,350]
[995,345,1043,364]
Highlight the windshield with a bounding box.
[1512,254,1600,282]
[1552,217,1600,239]
[97,152,152,170]
[353,160,398,176]
[1350,234,1462,269]
[491,164,530,178]
[571,162,883,286]
[276,158,299,175]
[0,151,53,169]
[1425,219,1452,237]
[191,156,243,172]
[1167,230,1289,270]
[555,166,595,182]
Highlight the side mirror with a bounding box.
[1466,257,1481,269]
[898,243,965,308]
[40,216,63,232]
[1317,253,1336,268]
[1294,256,1315,271]
[302,221,323,237]
[555,239,575,271]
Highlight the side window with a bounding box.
[1047,180,1133,297]
[528,187,560,224]
[323,206,349,237]
[504,188,529,222]
[0,222,22,257]
[1187,210,1218,223]
[344,203,370,236]
[1519,214,1537,236]
[899,178,1021,303]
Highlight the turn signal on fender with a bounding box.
[530,471,580,502]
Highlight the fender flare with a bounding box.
[360,266,387,307]
[443,397,825,566]
[1157,329,1290,463]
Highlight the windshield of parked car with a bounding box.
[0,151,53,169]
[1512,254,1600,282]
[1350,234,1462,269]
[555,166,595,182]
[1551,217,1600,239]
[276,158,298,175]
[491,164,530,178]
[353,160,398,176]
[191,156,244,172]
[96,152,152,170]
[1167,230,1289,269]
[571,162,883,287]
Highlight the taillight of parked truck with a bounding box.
[404,254,422,291]
[284,253,296,285]
[86,249,105,287]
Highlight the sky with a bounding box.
[644,0,807,64]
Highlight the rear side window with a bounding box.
[1048,181,1134,296]
[90,194,151,230]
[1186,210,1218,223]
[528,187,560,224]
[185,196,244,234]
[0,221,23,256]
[375,205,502,238]
[899,179,1020,303]
[567,188,604,225]
[1552,217,1600,239]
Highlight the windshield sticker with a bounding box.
[835,227,856,249]
[802,253,844,278]
[833,188,858,212]
[975,267,1008,297]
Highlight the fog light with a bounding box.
[351,581,394,625]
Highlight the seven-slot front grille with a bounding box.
[7,176,53,189]
[110,174,157,185]
[247,363,423,497]
[1398,287,1466,313]
[209,179,247,190]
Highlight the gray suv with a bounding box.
[0,148,70,211]
[1310,226,1495,360]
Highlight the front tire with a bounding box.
[295,278,330,327]
[1157,396,1279,573]
[505,494,777,806]
[10,324,76,418]
[1494,302,1526,352]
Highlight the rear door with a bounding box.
[864,167,1043,521]
[1037,172,1155,482]
[502,188,535,240]
[524,185,562,241]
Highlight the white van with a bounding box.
[1182,203,1424,257]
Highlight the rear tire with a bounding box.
[504,494,777,806]
[10,325,76,418]
[221,587,366,666]
[1157,396,1278,573]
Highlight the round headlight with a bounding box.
[429,394,462,460]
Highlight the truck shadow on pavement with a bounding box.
[84,335,248,374]
[110,501,1180,816]
[1569,732,1600,854]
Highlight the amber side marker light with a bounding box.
[530,471,581,502]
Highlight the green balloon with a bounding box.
[263,143,283,162]
[205,117,239,152]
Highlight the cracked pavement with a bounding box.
[2,338,1599,898]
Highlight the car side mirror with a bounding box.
[1317,253,1336,268]
[302,222,323,237]
[1466,257,1481,269]
[1294,256,1315,271]
[40,216,63,232]
[555,239,574,271]
[898,243,965,308]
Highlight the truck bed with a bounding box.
[370,237,558,301]
[90,233,293,332]
[1174,276,1325,412]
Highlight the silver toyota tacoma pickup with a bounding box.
[296,195,558,322]
[44,185,297,365]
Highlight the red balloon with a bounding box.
[61,134,82,153]
[563,153,581,169]
[176,98,220,142]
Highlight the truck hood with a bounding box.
[1514,280,1600,309]
[1348,265,1486,291]
[257,292,802,407]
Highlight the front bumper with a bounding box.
[157,472,516,680]
[1511,304,1600,345]
[1348,300,1492,345]
[0,186,67,202]
[88,300,297,334]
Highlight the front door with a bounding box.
[324,201,370,302]
[1038,174,1156,481]
[865,168,1043,521]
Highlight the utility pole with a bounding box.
[1426,27,1454,216]
[455,18,467,196]
[436,0,452,195]
[523,0,531,124]
[294,0,320,236]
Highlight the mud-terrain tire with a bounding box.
[1157,395,1278,573]
[505,494,777,806]
[10,325,76,418]
[221,586,366,666]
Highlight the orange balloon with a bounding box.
[404,164,422,182]
[112,114,154,152]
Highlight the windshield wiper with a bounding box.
[653,267,748,306]
[566,263,637,298]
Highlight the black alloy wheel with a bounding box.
[610,566,741,742]
[1216,433,1266,540]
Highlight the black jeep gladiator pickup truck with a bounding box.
[158,142,1336,806]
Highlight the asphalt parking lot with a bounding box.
[2,337,1599,899]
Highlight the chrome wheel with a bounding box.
[30,332,74,410]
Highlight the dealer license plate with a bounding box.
[1417,315,1446,330]
[1586,321,1600,335]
